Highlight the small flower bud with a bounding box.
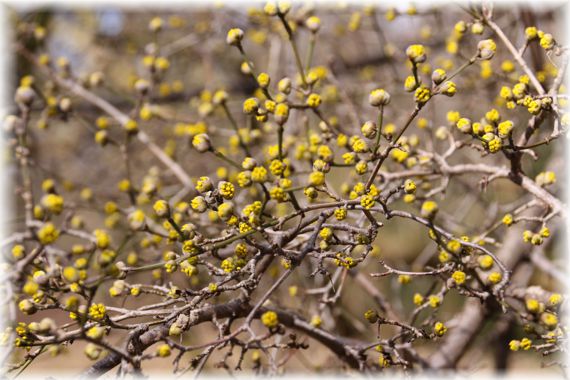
[525,26,538,41]
[241,157,258,170]
[456,118,471,133]
[404,179,416,194]
[62,266,79,283]
[431,69,447,85]
[539,33,555,50]
[361,121,378,139]
[364,309,379,323]
[149,17,164,32]
[128,209,146,230]
[421,200,438,219]
[212,90,228,105]
[192,133,212,153]
[277,0,291,15]
[196,176,213,193]
[482,132,502,153]
[59,97,72,113]
[191,196,208,213]
[89,71,105,87]
[257,72,270,89]
[264,1,278,16]
[153,200,170,217]
[406,44,426,64]
[440,81,456,97]
[217,201,234,220]
[313,159,330,173]
[369,88,391,106]
[274,103,290,125]
[278,77,292,94]
[477,39,497,60]
[3,115,21,133]
[19,299,37,314]
[134,79,150,95]
[169,314,189,336]
[95,130,108,146]
[261,310,279,328]
[509,340,521,351]
[434,321,447,336]
[243,97,260,114]
[86,326,106,340]
[414,86,431,104]
[157,344,171,357]
[226,28,244,46]
[85,343,104,360]
[306,93,322,108]
[306,16,321,33]
[124,119,138,133]
[497,120,514,138]
[240,61,252,75]
[218,181,235,199]
[15,86,36,107]
[454,21,467,34]
[471,21,484,35]
[404,76,419,92]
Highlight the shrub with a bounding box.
[1,2,567,376]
